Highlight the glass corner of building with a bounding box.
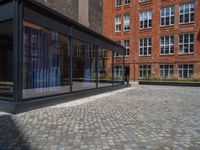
[0,0,126,105]
[0,1,15,101]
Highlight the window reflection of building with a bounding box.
[0,20,13,97]
[23,21,70,98]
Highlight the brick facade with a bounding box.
[103,0,200,80]
[36,0,103,33]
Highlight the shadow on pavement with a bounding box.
[0,115,29,150]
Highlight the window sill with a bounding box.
[115,5,121,8]
[139,28,152,32]
[123,30,130,33]
[124,4,130,7]
[139,1,152,6]
[178,53,194,56]
[139,55,152,57]
[115,6,122,10]
[160,25,175,29]
[115,31,121,33]
[179,22,195,27]
[159,54,174,56]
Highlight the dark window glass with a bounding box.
[22,21,70,99]
[72,40,97,91]
[0,20,13,98]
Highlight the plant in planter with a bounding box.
[191,74,200,82]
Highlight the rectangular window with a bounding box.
[179,33,194,54]
[114,66,123,79]
[115,15,121,32]
[180,3,195,24]
[160,35,174,55]
[140,10,152,29]
[124,40,130,56]
[0,20,13,98]
[124,13,130,31]
[160,6,175,26]
[160,65,173,78]
[139,65,151,79]
[23,21,70,99]
[114,41,122,57]
[139,38,151,56]
[178,64,193,79]
[124,0,130,5]
[115,0,121,7]
[99,48,107,58]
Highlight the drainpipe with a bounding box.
[133,0,137,81]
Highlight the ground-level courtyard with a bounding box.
[0,85,200,150]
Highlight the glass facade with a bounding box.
[0,20,13,98]
[98,48,113,87]
[23,21,70,99]
[72,39,97,91]
[114,50,124,85]
[0,1,125,107]
[22,21,124,99]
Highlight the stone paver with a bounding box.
[0,85,200,150]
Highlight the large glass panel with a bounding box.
[98,48,113,87]
[72,39,97,91]
[0,20,13,98]
[23,21,70,99]
[113,51,124,85]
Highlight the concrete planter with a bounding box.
[139,80,200,87]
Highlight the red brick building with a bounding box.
[103,0,200,80]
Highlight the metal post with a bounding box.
[112,49,114,86]
[133,0,137,82]
[69,27,73,92]
[13,0,22,102]
[123,47,125,84]
[96,44,99,88]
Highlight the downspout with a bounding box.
[133,0,137,81]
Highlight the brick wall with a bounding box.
[89,0,103,33]
[103,0,200,80]
[36,0,103,33]
[36,0,79,21]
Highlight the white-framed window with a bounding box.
[178,64,193,79]
[139,38,151,56]
[114,66,123,79]
[115,15,121,32]
[114,41,122,57]
[160,64,173,78]
[140,10,152,29]
[124,13,130,31]
[139,65,151,79]
[160,6,175,26]
[179,33,194,54]
[124,0,130,5]
[76,43,81,57]
[123,40,130,56]
[99,48,107,58]
[179,3,195,24]
[160,35,174,55]
[115,0,121,7]
[31,34,38,44]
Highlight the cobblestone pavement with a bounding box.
[0,85,200,150]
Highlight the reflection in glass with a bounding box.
[72,39,97,91]
[23,21,70,99]
[98,48,113,87]
[0,20,13,98]
[114,50,124,85]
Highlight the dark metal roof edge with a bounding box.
[22,0,125,50]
